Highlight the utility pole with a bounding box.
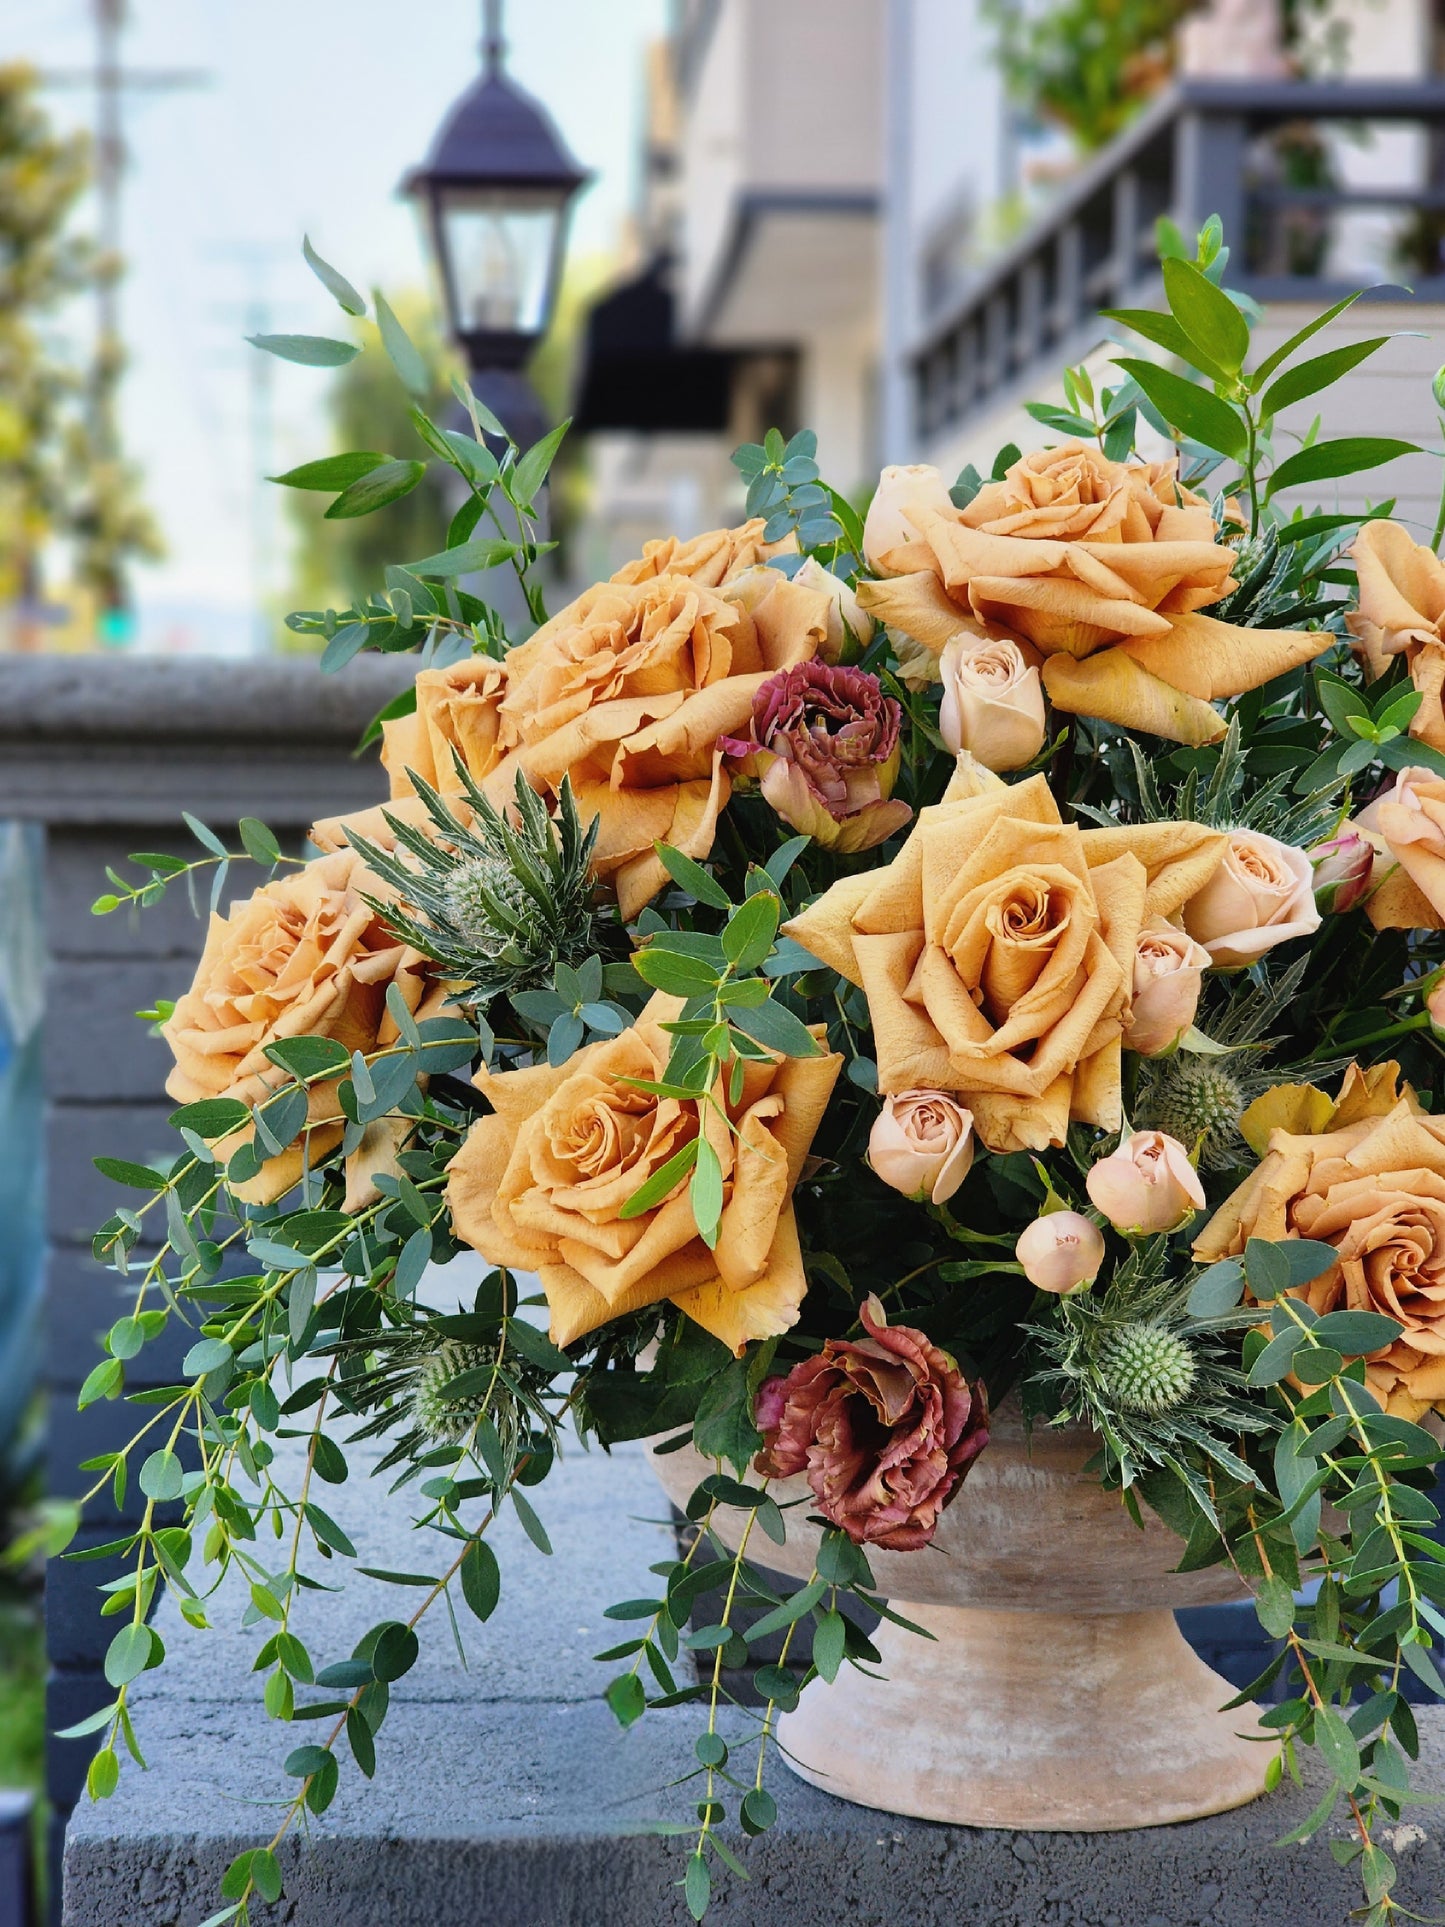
[41,1,207,623]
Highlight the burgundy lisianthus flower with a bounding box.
[720,661,912,852]
[754,1295,989,1551]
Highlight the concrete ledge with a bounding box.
[59,1419,1445,1926]
[0,656,411,826]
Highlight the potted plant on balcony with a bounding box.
[63,218,1445,1924]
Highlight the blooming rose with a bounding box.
[1124,919,1210,1055]
[938,628,1047,771]
[720,661,912,852]
[1086,1130,1204,1234]
[868,1091,975,1204]
[381,657,511,801]
[163,850,446,1205]
[753,1294,989,1550]
[489,569,828,917]
[609,516,794,589]
[318,530,830,919]
[1347,520,1445,752]
[446,994,841,1354]
[862,463,957,574]
[1015,1210,1105,1293]
[1310,830,1374,916]
[857,442,1328,746]
[1356,768,1445,931]
[1195,1063,1445,1418]
[1181,829,1321,966]
[783,769,1226,1152]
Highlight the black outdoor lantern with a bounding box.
[404,0,589,427]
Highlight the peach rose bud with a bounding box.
[1086,1130,1205,1235]
[1310,831,1373,915]
[1124,920,1210,1056]
[938,632,1047,772]
[869,1091,976,1205]
[1428,975,1445,1039]
[791,555,875,663]
[1015,1211,1105,1294]
[1181,829,1322,968]
[862,463,956,573]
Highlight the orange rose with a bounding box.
[163,850,447,1204]
[1356,767,1445,931]
[446,995,841,1353]
[608,516,794,589]
[857,442,1329,746]
[1195,1064,1445,1418]
[483,569,828,918]
[1347,519,1445,753]
[782,769,1226,1152]
[380,656,512,801]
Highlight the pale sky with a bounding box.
[10,0,668,649]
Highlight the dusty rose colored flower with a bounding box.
[721,660,913,852]
[753,1294,989,1550]
[1124,919,1210,1057]
[868,1091,975,1205]
[1181,829,1321,967]
[1015,1211,1105,1293]
[1309,830,1375,916]
[1086,1130,1204,1234]
[938,630,1047,772]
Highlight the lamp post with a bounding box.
[403,0,589,450]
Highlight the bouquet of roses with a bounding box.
[62,219,1445,1924]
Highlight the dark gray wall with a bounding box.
[0,654,409,1912]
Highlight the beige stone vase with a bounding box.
[649,1398,1271,1831]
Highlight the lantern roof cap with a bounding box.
[402,65,590,197]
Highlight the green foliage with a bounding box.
[732,428,852,557]
[0,62,159,613]
[985,0,1336,151]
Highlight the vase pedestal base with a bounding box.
[778,1601,1270,1831]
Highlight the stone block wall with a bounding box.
[0,655,409,1913]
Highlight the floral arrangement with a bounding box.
[53,219,1445,1925]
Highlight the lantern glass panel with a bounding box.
[437,188,562,337]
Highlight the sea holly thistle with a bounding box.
[344,763,612,1014]
[1022,1238,1274,1515]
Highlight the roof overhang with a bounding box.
[686,190,879,346]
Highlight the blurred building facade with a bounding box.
[572,0,1445,555]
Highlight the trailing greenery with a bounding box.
[60,218,1445,1927]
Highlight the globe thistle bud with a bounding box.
[441,856,531,960]
[409,1339,495,1443]
[1096,1322,1197,1415]
[1141,1057,1247,1171]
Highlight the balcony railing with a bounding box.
[912,78,1445,446]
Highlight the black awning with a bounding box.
[572,257,735,434]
